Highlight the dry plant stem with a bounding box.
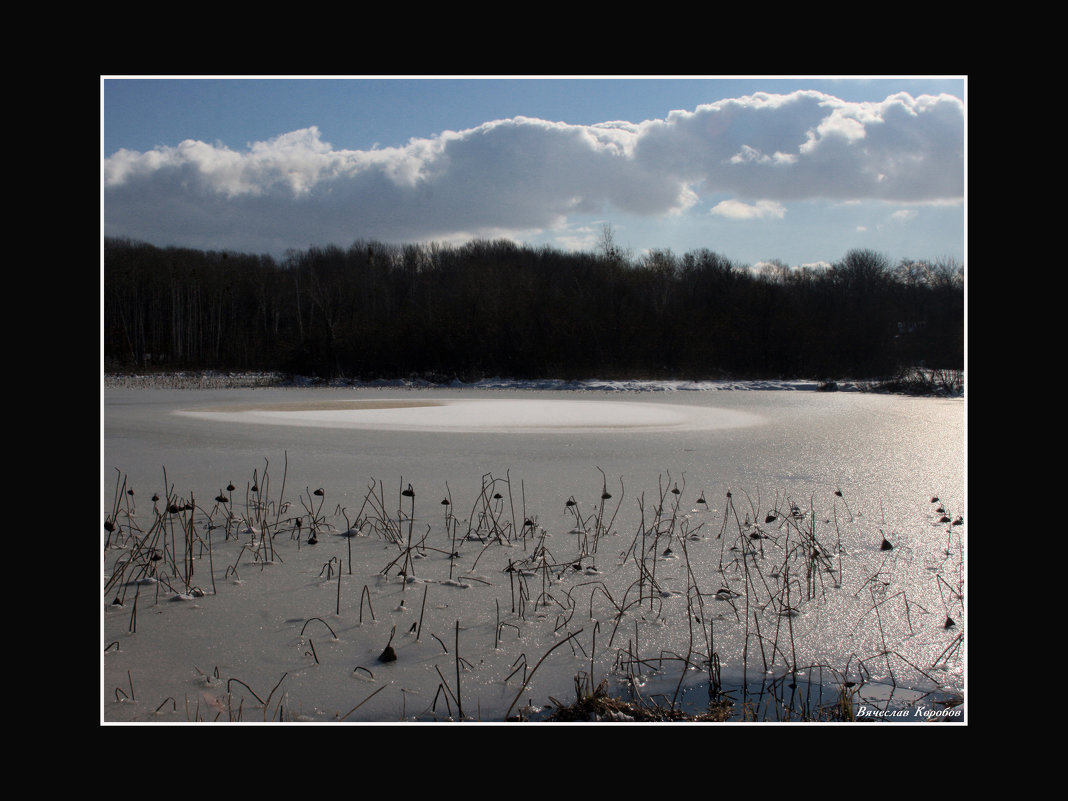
[430,684,453,717]
[505,628,583,719]
[206,526,217,595]
[227,677,264,706]
[129,582,140,633]
[455,620,464,719]
[301,617,338,639]
[417,584,428,639]
[869,585,896,685]
[340,684,387,720]
[589,621,600,691]
[505,653,528,685]
[106,469,126,548]
[359,585,376,623]
[506,469,518,542]
[433,664,462,710]
[185,497,196,589]
[934,632,964,667]
[262,672,288,720]
[273,452,289,536]
[671,533,702,708]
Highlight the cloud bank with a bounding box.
[104,90,964,255]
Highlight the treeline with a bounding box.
[103,236,963,381]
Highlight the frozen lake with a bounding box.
[103,385,966,722]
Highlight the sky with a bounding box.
[101,76,966,268]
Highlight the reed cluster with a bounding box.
[104,458,965,723]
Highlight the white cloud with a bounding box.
[710,199,787,221]
[890,209,918,223]
[104,90,964,254]
[552,224,604,252]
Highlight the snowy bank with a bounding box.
[104,371,868,393]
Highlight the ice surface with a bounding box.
[104,384,966,724]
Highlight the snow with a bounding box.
[177,397,763,433]
[104,372,861,393]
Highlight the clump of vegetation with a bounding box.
[862,367,963,396]
[545,679,734,722]
[105,459,965,723]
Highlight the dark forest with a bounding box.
[103,236,963,382]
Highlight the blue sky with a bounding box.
[102,76,966,268]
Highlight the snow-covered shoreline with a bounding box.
[103,371,866,393]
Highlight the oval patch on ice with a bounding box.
[178,398,761,433]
